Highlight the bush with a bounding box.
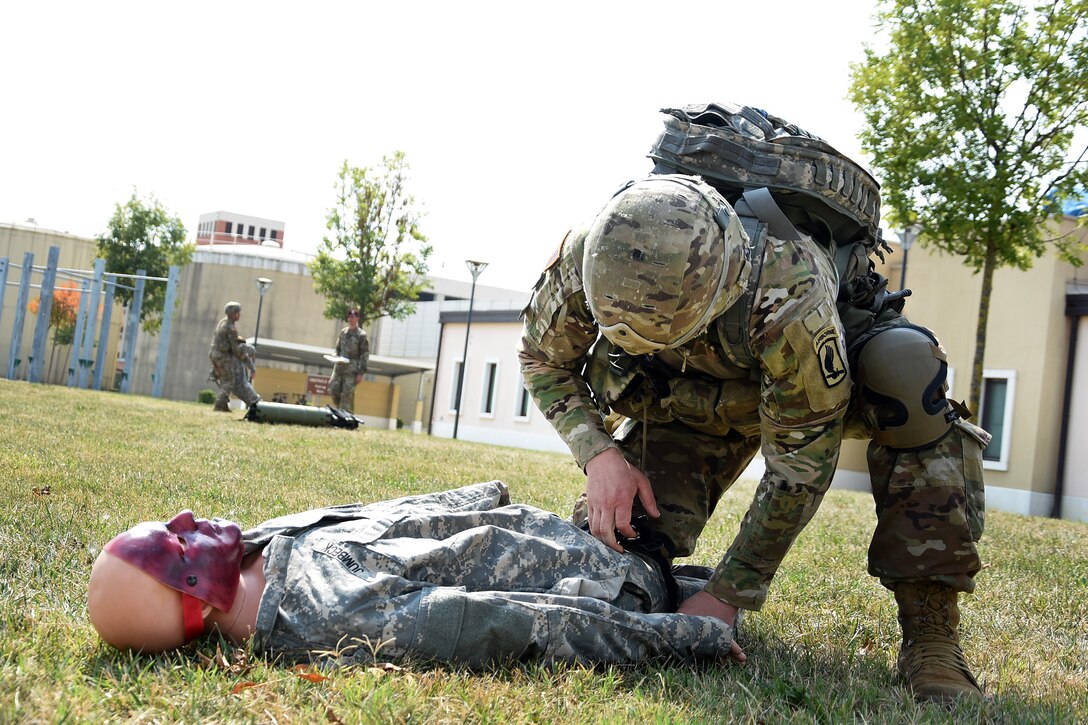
[197,389,216,404]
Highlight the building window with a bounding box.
[248,225,255,239]
[259,227,266,240]
[225,222,233,234]
[980,369,1016,471]
[480,361,498,417]
[449,361,464,412]
[269,229,277,240]
[514,381,532,421]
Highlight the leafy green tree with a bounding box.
[95,192,194,333]
[849,0,1088,414]
[310,152,432,325]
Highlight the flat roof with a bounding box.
[246,337,433,378]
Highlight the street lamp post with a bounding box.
[897,224,922,290]
[254,277,272,347]
[452,260,488,440]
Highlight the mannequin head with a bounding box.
[88,511,245,652]
[87,551,198,652]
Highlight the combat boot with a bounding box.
[894,582,982,704]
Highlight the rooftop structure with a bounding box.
[195,211,285,249]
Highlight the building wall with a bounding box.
[196,211,285,248]
[125,248,344,401]
[836,218,1088,521]
[1066,313,1088,520]
[430,318,568,453]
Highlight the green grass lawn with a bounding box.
[1,380,1086,723]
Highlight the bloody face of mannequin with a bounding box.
[103,511,245,612]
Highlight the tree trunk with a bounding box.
[969,246,998,419]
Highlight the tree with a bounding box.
[849,0,1088,415]
[310,152,432,325]
[28,283,80,382]
[95,192,193,334]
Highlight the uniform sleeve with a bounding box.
[705,239,852,611]
[351,332,369,375]
[517,231,615,469]
[227,322,246,358]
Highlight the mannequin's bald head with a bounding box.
[87,551,195,652]
[87,511,245,652]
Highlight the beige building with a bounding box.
[836,215,1088,522]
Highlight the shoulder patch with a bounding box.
[543,231,570,272]
[813,326,847,388]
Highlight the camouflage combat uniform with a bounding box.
[208,316,260,410]
[328,327,369,413]
[245,481,734,666]
[518,221,988,611]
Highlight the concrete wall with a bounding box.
[127,248,345,401]
[1066,313,1088,520]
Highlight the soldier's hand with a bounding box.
[677,591,747,664]
[584,448,659,553]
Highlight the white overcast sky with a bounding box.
[0,0,885,292]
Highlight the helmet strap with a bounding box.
[181,593,206,643]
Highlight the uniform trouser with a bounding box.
[328,365,356,413]
[604,415,985,596]
[212,357,260,408]
[866,421,986,593]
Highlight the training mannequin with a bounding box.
[87,482,741,667]
[87,511,264,653]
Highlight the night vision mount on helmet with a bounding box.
[648,102,883,253]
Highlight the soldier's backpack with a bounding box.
[647,102,896,312]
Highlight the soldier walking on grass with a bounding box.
[208,301,260,412]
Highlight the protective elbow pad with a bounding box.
[856,325,954,450]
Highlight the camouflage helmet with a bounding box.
[224,301,241,315]
[648,102,881,248]
[583,174,751,355]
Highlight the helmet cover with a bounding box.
[584,174,750,354]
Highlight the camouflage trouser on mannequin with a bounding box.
[211,357,260,410]
[328,364,356,414]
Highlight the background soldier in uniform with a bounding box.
[207,301,260,412]
[518,103,989,704]
[87,481,736,666]
[328,308,369,413]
